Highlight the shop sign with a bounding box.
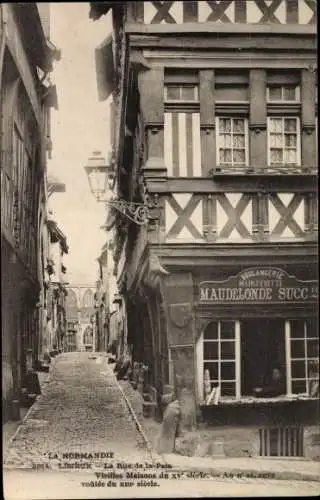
[199,267,318,305]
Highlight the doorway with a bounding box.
[241,319,286,396]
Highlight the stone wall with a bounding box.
[175,424,320,460]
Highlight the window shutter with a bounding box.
[138,68,164,164]
[301,69,316,167]
[200,70,215,175]
[249,70,267,168]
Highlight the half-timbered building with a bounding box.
[1,4,59,421]
[91,1,318,458]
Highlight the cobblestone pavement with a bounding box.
[4,352,158,470]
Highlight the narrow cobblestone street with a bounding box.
[4,352,154,469]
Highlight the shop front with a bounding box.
[194,266,319,458]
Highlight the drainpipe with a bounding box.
[0,4,7,155]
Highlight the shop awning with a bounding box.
[95,34,115,101]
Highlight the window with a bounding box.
[67,321,77,331]
[267,86,300,102]
[164,85,198,102]
[267,117,301,166]
[164,83,201,177]
[202,321,240,399]
[216,117,249,169]
[287,319,319,394]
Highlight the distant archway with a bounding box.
[82,289,94,308]
[83,325,93,345]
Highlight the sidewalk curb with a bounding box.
[4,356,58,458]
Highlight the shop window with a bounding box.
[287,319,319,395]
[216,117,249,169]
[241,318,286,396]
[267,117,301,167]
[202,321,240,399]
[164,82,201,177]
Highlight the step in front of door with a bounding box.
[259,427,304,457]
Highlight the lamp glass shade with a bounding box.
[85,165,108,201]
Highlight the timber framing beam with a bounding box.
[151,242,318,268]
[128,33,316,52]
[125,22,316,36]
[143,176,318,194]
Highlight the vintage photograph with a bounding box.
[1,1,319,498]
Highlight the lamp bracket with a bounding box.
[105,198,158,226]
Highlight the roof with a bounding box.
[95,34,114,101]
[13,4,57,72]
[89,2,119,20]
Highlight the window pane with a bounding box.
[307,359,319,377]
[220,382,236,397]
[307,339,319,358]
[270,149,283,163]
[270,119,282,133]
[306,318,319,338]
[233,135,245,148]
[269,86,282,100]
[233,149,245,163]
[220,118,231,133]
[284,149,297,163]
[270,134,283,148]
[233,119,244,133]
[285,134,297,148]
[292,380,307,394]
[291,360,306,379]
[204,322,218,340]
[221,362,235,380]
[204,362,218,380]
[221,134,232,148]
[220,149,232,163]
[284,118,297,132]
[221,342,235,359]
[181,86,196,100]
[291,340,306,358]
[283,86,296,101]
[204,341,218,360]
[166,86,180,100]
[220,322,235,339]
[290,320,305,338]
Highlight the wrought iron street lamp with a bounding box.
[84,151,155,226]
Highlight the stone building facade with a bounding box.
[90,1,318,458]
[1,3,59,421]
[65,284,96,352]
[95,239,123,354]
